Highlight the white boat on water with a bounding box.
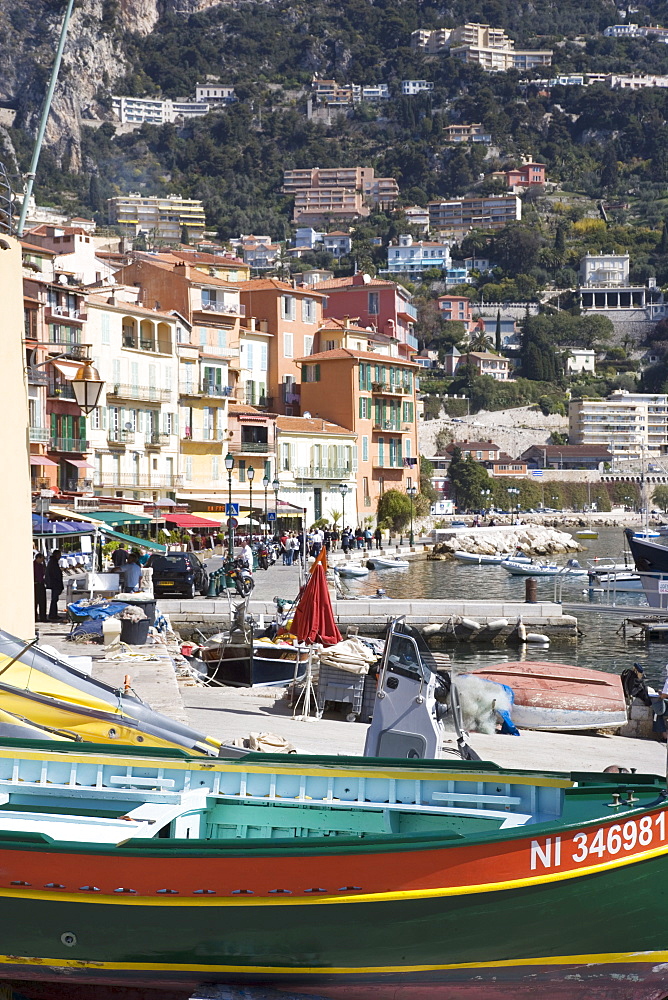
[502,557,587,578]
[335,564,369,578]
[454,550,532,566]
[366,556,410,570]
[588,571,643,593]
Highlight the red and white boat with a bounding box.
[471,661,628,731]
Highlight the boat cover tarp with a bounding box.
[292,558,342,647]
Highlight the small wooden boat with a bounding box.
[366,556,410,569]
[199,637,310,687]
[335,564,369,577]
[575,529,598,539]
[471,660,628,731]
[0,738,665,1000]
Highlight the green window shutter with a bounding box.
[315,364,320,382]
[409,402,414,422]
[359,397,363,419]
[358,364,364,390]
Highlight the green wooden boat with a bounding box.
[0,737,665,1000]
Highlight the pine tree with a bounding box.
[180,225,190,245]
[88,174,102,213]
[659,220,668,255]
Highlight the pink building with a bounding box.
[313,273,418,359]
[505,162,546,188]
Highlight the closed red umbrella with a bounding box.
[291,561,342,646]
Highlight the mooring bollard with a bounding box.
[525,577,538,603]
[206,570,219,598]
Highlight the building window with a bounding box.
[281,443,290,470]
[302,364,320,382]
[212,456,219,481]
[362,435,369,462]
[359,397,371,419]
[368,292,379,315]
[303,335,314,356]
[238,460,246,483]
[281,295,296,321]
[284,332,293,358]
[301,298,316,324]
[260,344,268,371]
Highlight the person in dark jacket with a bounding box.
[45,550,64,622]
[33,553,47,622]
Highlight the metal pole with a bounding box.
[264,487,268,542]
[410,495,414,546]
[17,0,76,237]
[227,469,234,557]
[249,479,253,543]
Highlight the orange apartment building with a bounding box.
[238,279,325,415]
[296,348,419,518]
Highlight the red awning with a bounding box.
[30,455,58,467]
[165,513,223,529]
[66,459,94,469]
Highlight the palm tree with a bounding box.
[468,329,494,353]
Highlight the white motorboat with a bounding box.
[454,550,532,566]
[502,557,587,578]
[366,556,410,570]
[335,564,370,578]
[588,571,643,593]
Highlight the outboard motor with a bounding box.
[364,619,445,759]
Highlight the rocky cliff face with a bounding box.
[2,0,223,171]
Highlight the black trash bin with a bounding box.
[120,598,156,625]
[119,618,150,645]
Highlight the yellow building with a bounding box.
[2,235,36,638]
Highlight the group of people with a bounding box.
[33,550,63,622]
[33,542,148,622]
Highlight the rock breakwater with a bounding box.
[434,525,580,557]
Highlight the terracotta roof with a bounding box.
[26,225,88,237]
[86,294,175,320]
[275,415,354,435]
[127,256,241,289]
[312,275,399,290]
[446,441,502,452]
[492,452,521,464]
[295,347,420,367]
[170,250,246,267]
[522,445,613,458]
[465,351,509,362]
[238,278,326,297]
[21,241,56,255]
[324,231,351,238]
[228,401,275,417]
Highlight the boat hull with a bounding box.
[453,551,510,565]
[205,643,309,687]
[366,558,410,569]
[2,849,668,1000]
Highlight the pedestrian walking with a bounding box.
[33,553,47,622]
[45,549,64,622]
[374,526,382,549]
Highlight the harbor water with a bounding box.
[339,527,668,689]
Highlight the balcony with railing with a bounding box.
[371,381,408,396]
[146,432,171,448]
[50,436,89,453]
[93,473,183,489]
[373,419,402,431]
[202,381,233,398]
[230,440,270,454]
[398,301,418,322]
[292,466,352,480]
[45,305,86,323]
[108,383,172,402]
[182,428,225,443]
[107,429,135,446]
[199,299,246,317]
[29,427,50,443]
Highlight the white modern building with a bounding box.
[569,391,668,459]
[112,96,210,125]
[386,234,451,275]
[402,80,435,95]
[323,232,352,257]
[195,84,236,103]
[578,253,668,322]
[566,349,596,374]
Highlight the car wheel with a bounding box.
[189,582,196,599]
[200,576,209,596]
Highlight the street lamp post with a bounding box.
[247,466,255,543]
[272,478,280,534]
[262,475,269,541]
[481,488,491,514]
[407,485,417,547]
[338,483,349,532]
[224,452,235,556]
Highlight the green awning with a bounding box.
[97,526,166,552]
[84,510,154,526]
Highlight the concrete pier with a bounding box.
[162,597,577,643]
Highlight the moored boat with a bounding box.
[575,529,598,539]
[334,564,369,577]
[199,637,310,687]
[471,660,628,731]
[625,528,668,606]
[0,738,665,1000]
[453,551,512,565]
[366,556,410,569]
[502,558,586,577]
